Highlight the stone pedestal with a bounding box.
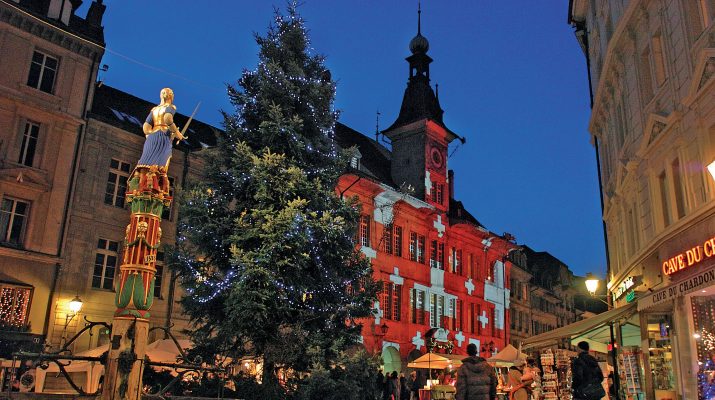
[101,317,149,400]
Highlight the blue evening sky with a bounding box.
[82,1,606,278]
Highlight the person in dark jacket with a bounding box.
[456,343,497,400]
[388,371,401,400]
[376,370,386,400]
[572,341,604,400]
[400,373,410,400]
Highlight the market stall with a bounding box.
[407,352,461,400]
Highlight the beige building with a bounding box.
[0,0,105,343]
[508,251,532,348]
[570,0,715,398]
[0,1,219,361]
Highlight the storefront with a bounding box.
[598,213,714,400]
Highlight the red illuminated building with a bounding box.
[335,13,515,372]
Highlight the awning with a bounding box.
[522,302,637,350]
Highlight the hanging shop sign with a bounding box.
[662,234,715,276]
[639,264,715,311]
[612,276,642,301]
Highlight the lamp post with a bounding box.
[61,295,83,345]
[584,273,619,400]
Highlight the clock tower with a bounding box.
[383,6,461,211]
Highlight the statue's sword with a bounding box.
[178,102,201,143]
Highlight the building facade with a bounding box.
[508,252,532,348]
[0,0,104,346]
[570,0,715,398]
[336,17,515,373]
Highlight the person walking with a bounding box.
[400,373,411,400]
[456,343,497,400]
[376,370,386,400]
[388,371,401,400]
[572,341,605,400]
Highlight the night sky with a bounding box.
[80,1,606,278]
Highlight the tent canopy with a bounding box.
[487,344,526,367]
[521,302,637,350]
[407,353,464,369]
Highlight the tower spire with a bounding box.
[417,1,421,35]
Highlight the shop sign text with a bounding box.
[613,276,641,300]
[639,266,715,311]
[662,235,715,276]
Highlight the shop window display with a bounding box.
[646,314,675,399]
[692,296,715,399]
[618,348,643,400]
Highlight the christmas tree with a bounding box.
[175,4,377,397]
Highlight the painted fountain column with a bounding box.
[102,88,187,400]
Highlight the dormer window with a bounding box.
[350,149,362,170]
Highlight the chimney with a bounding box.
[47,0,72,25]
[448,169,454,200]
[86,0,106,27]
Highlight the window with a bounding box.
[381,281,401,321]
[430,293,445,328]
[651,34,667,86]
[105,159,131,208]
[467,252,474,278]
[92,239,119,290]
[672,159,686,219]
[382,224,402,256]
[0,198,29,245]
[658,170,672,227]
[154,251,165,298]
[511,309,516,330]
[409,232,425,263]
[430,240,444,269]
[447,298,457,330]
[411,288,426,324]
[477,304,482,334]
[627,206,639,256]
[27,51,58,93]
[18,121,40,167]
[0,285,32,326]
[639,47,654,103]
[358,215,371,247]
[383,225,393,254]
[454,249,462,275]
[455,299,462,331]
[467,303,475,333]
[430,182,444,205]
[161,177,175,220]
[393,226,402,257]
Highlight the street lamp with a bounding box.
[585,272,599,295]
[61,295,83,345]
[68,295,83,315]
[583,274,620,400]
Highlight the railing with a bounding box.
[8,319,227,399]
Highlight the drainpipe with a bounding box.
[165,146,191,338]
[41,263,61,337]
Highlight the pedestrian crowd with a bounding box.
[376,341,607,400]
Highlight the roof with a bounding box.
[448,198,484,229]
[334,123,395,186]
[6,0,105,46]
[89,84,219,151]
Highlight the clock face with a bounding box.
[430,146,444,169]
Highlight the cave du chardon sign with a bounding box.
[638,234,715,311]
